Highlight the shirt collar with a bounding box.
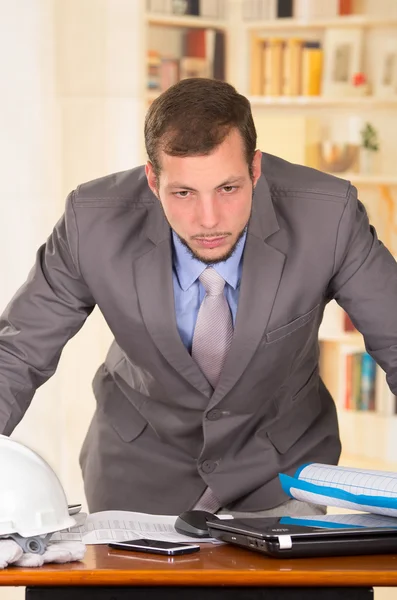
[172,230,247,291]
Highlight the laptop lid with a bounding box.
[208,513,397,537]
[207,513,397,554]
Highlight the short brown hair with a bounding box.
[144,78,257,178]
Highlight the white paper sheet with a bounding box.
[297,463,397,497]
[51,510,222,544]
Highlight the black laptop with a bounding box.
[207,513,397,558]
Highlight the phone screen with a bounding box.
[108,538,200,556]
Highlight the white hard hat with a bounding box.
[0,435,76,539]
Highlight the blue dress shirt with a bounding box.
[172,231,247,352]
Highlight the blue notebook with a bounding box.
[279,463,397,517]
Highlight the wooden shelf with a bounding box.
[244,15,397,31]
[145,99,394,120]
[249,95,397,108]
[319,332,363,343]
[145,13,227,29]
[333,173,397,186]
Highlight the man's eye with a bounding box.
[174,191,190,198]
[222,186,237,193]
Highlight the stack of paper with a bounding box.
[51,510,221,545]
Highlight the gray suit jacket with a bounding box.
[1,153,397,514]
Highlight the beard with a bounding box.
[175,224,248,264]
[176,197,253,264]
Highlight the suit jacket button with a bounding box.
[201,460,216,474]
[207,409,221,421]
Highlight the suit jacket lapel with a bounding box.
[209,173,286,406]
[135,199,212,397]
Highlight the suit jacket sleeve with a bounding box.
[0,192,95,435]
[328,184,397,393]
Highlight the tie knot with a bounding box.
[199,267,226,296]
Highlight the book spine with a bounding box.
[277,0,293,18]
[352,352,362,410]
[147,51,162,91]
[188,0,200,15]
[163,0,173,13]
[294,0,338,18]
[360,352,376,411]
[268,0,277,19]
[343,310,356,333]
[184,29,206,58]
[338,0,352,15]
[250,37,264,95]
[345,353,353,409]
[160,58,180,91]
[301,41,323,96]
[213,31,225,80]
[200,0,220,18]
[263,38,283,95]
[282,38,303,96]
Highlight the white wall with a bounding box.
[4,0,146,498]
[1,5,60,598]
[1,3,145,596]
[1,0,63,475]
[53,0,147,506]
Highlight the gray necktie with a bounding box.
[192,267,233,388]
[191,267,233,513]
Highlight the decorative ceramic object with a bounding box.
[316,142,360,173]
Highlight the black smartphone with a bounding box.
[108,538,200,556]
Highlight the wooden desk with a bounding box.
[2,543,397,599]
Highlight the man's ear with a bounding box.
[145,161,158,198]
[252,149,262,188]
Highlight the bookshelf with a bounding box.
[236,1,397,466]
[320,335,397,462]
[319,332,363,344]
[337,410,397,463]
[145,13,228,29]
[335,174,397,186]
[319,299,397,462]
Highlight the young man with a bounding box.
[1,78,396,517]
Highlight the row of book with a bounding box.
[344,351,377,411]
[343,350,397,415]
[148,53,210,93]
[148,29,225,94]
[243,0,353,20]
[251,37,323,97]
[147,0,226,19]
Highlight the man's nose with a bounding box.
[197,196,220,230]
